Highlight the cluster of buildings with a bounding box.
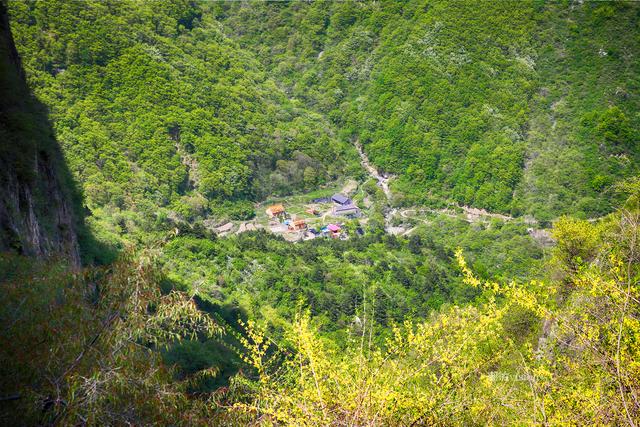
[266,204,309,232]
[263,192,361,240]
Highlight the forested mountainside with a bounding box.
[1,0,639,425]
[8,0,640,235]
[218,1,640,220]
[8,0,358,252]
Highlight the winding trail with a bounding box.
[355,140,394,203]
[354,140,399,231]
[354,140,513,230]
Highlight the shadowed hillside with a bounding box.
[0,1,79,263]
[0,1,111,265]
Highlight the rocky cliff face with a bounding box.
[0,1,80,265]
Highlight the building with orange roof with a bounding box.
[266,204,286,218]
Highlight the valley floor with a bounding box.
[212,141,554,248]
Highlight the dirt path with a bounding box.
[400,207,512,223]
[354,139,398,231]
[354,140,517,225]
[355,140,394,203]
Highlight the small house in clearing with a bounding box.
[333,203,361,218]
[289,219,307,231]
[266,204,286,218]
[323,223,341,238]
[331,193,350,205]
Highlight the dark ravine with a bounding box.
[0,1,80,265]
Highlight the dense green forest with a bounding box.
[218,0,639,219]
[1,0,639,425]
[9,0,640,235]
[8,0,360,258]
